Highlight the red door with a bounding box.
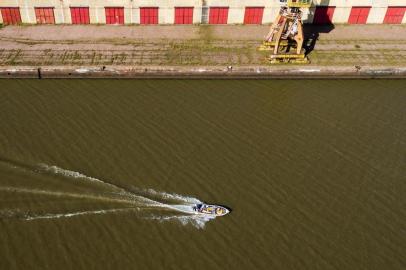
[313,6,335,24]
[384,7,406,24]
[70,7,90,24]
[244,7,264,24]
[105,7,124,24]
[140,7,159,24]
[35,8,55,24]
[0,7,22,24]
[209,7,229,24]
[174,7,193,24]
[348,7,371,24]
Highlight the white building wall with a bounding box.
[264,6,280,24]
[227,6,244,24]
[333,6,351,23]
[125,3,132,24]
[368,6,387,24]
[194,5,203,24]
[94,4,103,24]
[1,0,406,24]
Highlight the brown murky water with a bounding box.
[0,79,405,270]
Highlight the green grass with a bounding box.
[1,34,406,66]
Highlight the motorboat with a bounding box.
[192,203,230,217]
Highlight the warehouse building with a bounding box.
[1,0,406,25]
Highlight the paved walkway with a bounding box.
[2,24,406,41]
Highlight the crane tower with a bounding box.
[259,0,311,64]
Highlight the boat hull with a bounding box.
[193,204,230,217]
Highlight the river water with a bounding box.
[0,79,405,270]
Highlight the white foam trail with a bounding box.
[2,162,212,228]
[143,188,202,204]
[38,164,124,191]
[0,186,144,205]
[147,214,215,229]
[24,208,136,221]
[37,164,165,208]
[165,204,195,214]
[38,164,203,210]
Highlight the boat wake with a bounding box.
[0,159,214,229]
[0,208,137,221]
[146,214,216,230]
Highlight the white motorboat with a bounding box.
[192,203,230,216]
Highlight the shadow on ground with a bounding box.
[303,24,335,55]
[303,0,334,55]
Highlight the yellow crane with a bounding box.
[259,0,311,64]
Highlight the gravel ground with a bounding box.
[1,24,406,67]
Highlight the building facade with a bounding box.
[1,0,406,25]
